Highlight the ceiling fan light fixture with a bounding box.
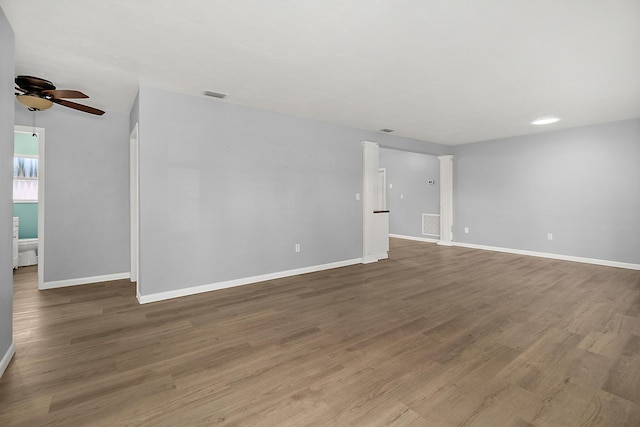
[17,94,53,111]
[532,117,560,125]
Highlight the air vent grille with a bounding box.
[204,90,228,99]
[422,214,440,237]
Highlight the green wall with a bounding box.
[14,131,38,156]
[14,131,39,239]
[13,202,37,239]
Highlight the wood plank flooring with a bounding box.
[1,238,639,426]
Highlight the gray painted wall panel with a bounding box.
[136,87,449,296]
[15,107,130,282]
[0,6,15,362]
[379,148,440,238]
[137,87,362,294]
[453,119,640,264]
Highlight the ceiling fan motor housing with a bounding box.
[15,75,56,93]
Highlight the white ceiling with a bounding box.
[2,0,639,145]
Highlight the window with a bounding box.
[13,132,39,202]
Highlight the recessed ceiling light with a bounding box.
[532,117,560,125]
[203,90,228,99]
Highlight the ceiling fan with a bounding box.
[15,75,105,116]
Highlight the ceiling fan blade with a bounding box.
[15,87,26,93]
[52,98,105,115]
[43,89,89,99]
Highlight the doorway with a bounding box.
[14,125,45,289]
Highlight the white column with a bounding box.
[362,141,380,263]
[129,124,139,284]
[438,155,454,246]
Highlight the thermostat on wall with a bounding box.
[428,180,435,185]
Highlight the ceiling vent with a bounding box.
[204,90,228,99]
[380,128,395,133]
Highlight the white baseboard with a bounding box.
[0,342,15,378]
[41,272,131,290]
[454,242,640,270]
[389,234,439,244]
[137,258,363,304]
[361,256,379,264]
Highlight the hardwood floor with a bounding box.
[1,238,639,426]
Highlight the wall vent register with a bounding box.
[422,213,440,238]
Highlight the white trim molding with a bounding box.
[390,234,439,244]
[0,342,16,378]
[454,242,640,270]
[362,141,381,262]
[361,255,384,264]
[41,272,131,290]
[130,123,139,285]
[138,258,363,304]
[437,155,453,246]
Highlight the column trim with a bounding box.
[362,141,380,262]
[438,155,454,246]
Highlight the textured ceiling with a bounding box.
[2,0,639,145]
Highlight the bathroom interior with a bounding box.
[13,130,39,270]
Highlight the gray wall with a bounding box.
[0,6,15,364]
[15,106,130,282]
[136,86,447,296]
[379,148,440,238]
[453,118,640,264]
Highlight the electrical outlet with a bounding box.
[400,193,404,199]
[389,183,393,189]
[355,193,360,200]
[295,244,300,252]
[464,227,469,234]
[547,233,553,241]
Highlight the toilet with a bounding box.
[18,238,38,266]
